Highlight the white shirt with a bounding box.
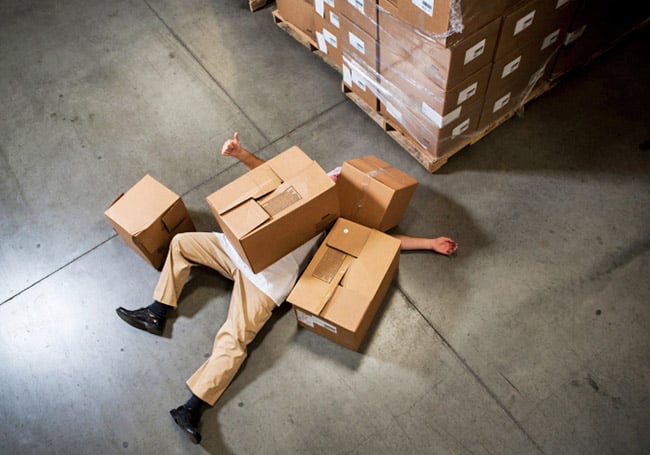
[215,232,323,306]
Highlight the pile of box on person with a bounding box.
[105,148,417,351]
[273,0,648,172]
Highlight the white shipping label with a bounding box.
[541,29,561,50]
[313,316,338,333]
[324,0,335,7]
[493,93,511,113]
[323,29,338,48]
[315,0,325,17]
[514,10,536,36]
[352,67,368,91]
[422,102,461,128]
[349,32,366,54]
[296,309,315,327]
[452,118,470,138]
[343,65,353,85]
[556,0,570,8]
[464,39,486,65]
[564,25,586,45]
[316,32,328,54]
[412,0,434,17]
[349,0,365,13]
[502,55,522,79]
[458,82,478,104]
[330,11,340,29]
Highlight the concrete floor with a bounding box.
[1,1,649,453]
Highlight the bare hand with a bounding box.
[221,132,241,158]
[431,237,458,256]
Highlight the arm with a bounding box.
[221,132,266,170]
[392,234,458,256]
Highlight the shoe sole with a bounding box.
[115,309,163,336]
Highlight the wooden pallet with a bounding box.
[272,10,341,73]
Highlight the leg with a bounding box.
[185,269,276,405]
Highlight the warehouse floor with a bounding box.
[1,1,649,454]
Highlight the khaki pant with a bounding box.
[153,232,276,406]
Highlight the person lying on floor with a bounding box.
[115,133,458,444]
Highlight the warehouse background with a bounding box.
[1,0,649,453]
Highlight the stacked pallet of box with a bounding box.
[273,1,647,171]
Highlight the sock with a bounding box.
[185,394,209,421]
[147,300,169,318]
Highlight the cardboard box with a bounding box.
[495,0,580,59]
[337,155,417,231]
[378,12,501,91]
[206,146,339,273]
[288,218,401,351]
[339,0,378,39]
[378,0,511,46]
[105,175,195,269]
[341,15,380,110]
[314,7,343,69]
[276,0,315,40]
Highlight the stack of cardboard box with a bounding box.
[275,0,646,172]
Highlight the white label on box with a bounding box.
[412,0,434,17]
[502,55,522,79]
[556,0,570,8]
[343,65,353,85]
[514,10,536,36]
[458,82,478,104]
[349,32,366,54]
[296,309,315,327]
[422,102,461,128]
[452,118,470,138]
[350,66,368,91]
[493,93,511,113]
[316,32,328,54]
[313,316,338,333]
[323,29,338,48]
[330,11,340,29]
[541,29,561,50]
[324,0,335,7]
[349,0,365,13]
[297,309,338,333]
[315,0,325,17]
[464,39,486,65]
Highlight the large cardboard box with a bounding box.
[339,0,378,39]
[105,174,195,269]
[206,146,339,273]
[337,155,417,232]
[277,0,315,40]
[341,15,380,110]
[378,12,501,91]
[288,218,401,351]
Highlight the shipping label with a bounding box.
[541,29,561,50]
[458,82,478,104]
[493,93,511,113]
[412,0,434,17]
[464,39,486,65]
[349,32,366,54]
[514,10,536,36]
[452,118,470,138]
[502,56,522,79]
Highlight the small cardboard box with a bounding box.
[288,218,401,351]
[104,174,195,269]
[336,155,417,232]
[206,146,339,273]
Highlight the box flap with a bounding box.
[220,198,270,239]
[321,286,369,332]
[208,166,282,215]
[162,200,189,233]
[347,156,417,190]
[326,219,370,258]
[266,145,314,181]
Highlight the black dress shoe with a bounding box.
[170,405,202,444]
[115,307,165,335]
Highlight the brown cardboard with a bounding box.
[277,0,315,40]
[378,12,501,90]
[337,155,418,231]
[495,0,580,59]
[206,146,340,273]
[105,174,195,269]
[314,8,343,68]
[380,96,483,159]
[341,15,380,110]
[379,0,511,46]
[288,218,401,351]
[339,0,378,39]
